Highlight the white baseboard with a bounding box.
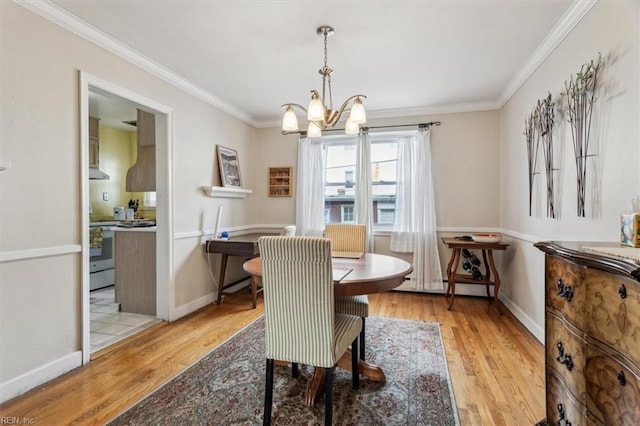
[394,281,495,297]
[499,293,544,343]
[171,279,252,320]
[171,292,216,320]
[0,351,82,404]
[395,280,544,344]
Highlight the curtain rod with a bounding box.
[281,121,441,136]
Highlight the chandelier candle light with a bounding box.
[281,26,367,137]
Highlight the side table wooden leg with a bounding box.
[486,250,500,304]
[445,248,457,297]
[216,254,229,304]
[447,249,462,310]
[481,249,491,298]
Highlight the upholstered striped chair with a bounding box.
[259,236,362,426]
[324,224,370,361]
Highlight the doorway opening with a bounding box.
[80,71,174,363]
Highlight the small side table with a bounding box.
[441,237,509,310]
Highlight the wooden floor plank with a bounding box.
[0,291,545,424]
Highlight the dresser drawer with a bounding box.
[546,255,586,329]
[546,311,586,401]
[585,268,640,367]
[585,345,640,425]
[547,371,587,426]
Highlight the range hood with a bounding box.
[126,109,155,191]
[89,167,110,180]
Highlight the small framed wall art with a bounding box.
[216,145,242,187]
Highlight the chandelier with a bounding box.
[281,26,366,137]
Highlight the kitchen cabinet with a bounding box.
[268,166,292,197]
[114,229,156,315]
[88,116,100,168]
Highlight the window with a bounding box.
[143,191,157,208]
[341,205,354,223]
[377,203,395,225]
[323,137,398,227]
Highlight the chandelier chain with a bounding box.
[323,30,328,69]
[323,30,333,109]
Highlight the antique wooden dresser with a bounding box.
[535,241,640,425]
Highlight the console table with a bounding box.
[205,232,278,308]
[441,237,509,310]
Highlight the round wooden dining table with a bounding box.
[243,252,413,296]
[242,252,413,406]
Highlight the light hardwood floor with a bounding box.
[0,290,545,425]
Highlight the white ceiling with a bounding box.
[49,0,581,128]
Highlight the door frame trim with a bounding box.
[79,71,174,364]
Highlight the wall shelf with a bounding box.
[0,161,10,171]
[201,186,252,198]
[268,166,293,197]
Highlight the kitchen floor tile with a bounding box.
[89,286,160,354]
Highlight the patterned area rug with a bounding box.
[110,316,459,425]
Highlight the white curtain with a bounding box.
[295,136,325,237]
[390,129,443,291]
[355,131,374,252]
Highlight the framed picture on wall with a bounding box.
[216,145,242,187]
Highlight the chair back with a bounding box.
[279,225,296,236]
[258,236,336,367]
[324,224,366,252]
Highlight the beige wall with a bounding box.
[89,126,135,219]
[498,0,639,335]
[0,2,258,396]
[255,110,501,232]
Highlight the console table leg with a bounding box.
[216,254,229,304]
[251,277,258,309]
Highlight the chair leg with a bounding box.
[351,336,359,390]
[325,367,334,426]
[292,362,299,378]
[264,359,274,426]
[359,318,366,361]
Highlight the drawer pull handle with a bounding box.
[618,371,626,386]
[619,284,627,299]
[556,403,572,426]
[556,341,574,371]
[556,279,574,302]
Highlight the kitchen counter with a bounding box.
[112,226,156,232]
[114,230,156,315]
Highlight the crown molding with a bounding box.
[16,0,258,127]
[497,0,597,108]
[17,0,596,130]
[253,101,499,129]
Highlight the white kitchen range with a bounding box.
[89,221,118,291]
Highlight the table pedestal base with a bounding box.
[305,350,385,406]
[275,351,385,407]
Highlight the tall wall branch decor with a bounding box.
[535,93,557,218]
[524,111,539,216]
[562,54,604,217]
